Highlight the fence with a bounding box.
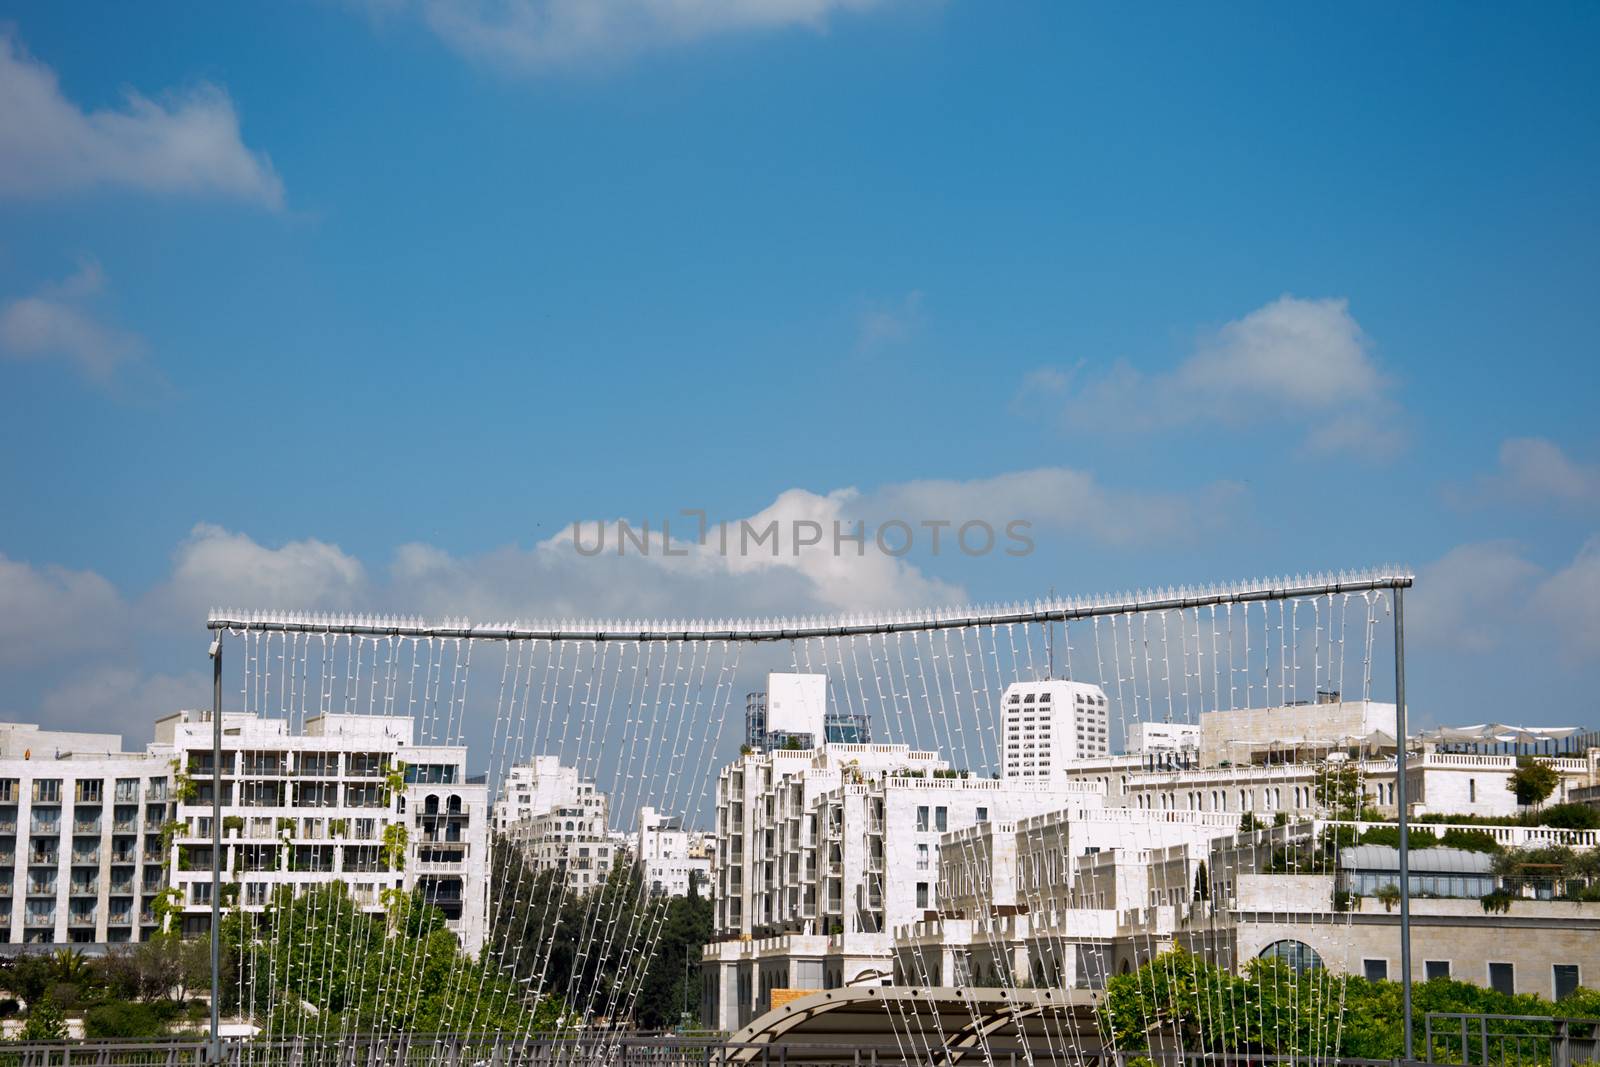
[1424,1014,1600,1067]
[0,1037,1407,1067]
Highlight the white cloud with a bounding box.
[394,486,962,623]
[378,0,894,71]
[1048,295,1403,458]
[0,553,127,668]
[1406,541,1541,653]
[856,290,923,352]
[1408,537,1600,664]
[36,666,209,736]
[153,523,369,621]
[864,467,1243,547]
[0,33,282,207]
[0,259,146,382]
[1531,537,1600,663]
[1461,437,1600,510]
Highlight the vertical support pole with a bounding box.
[1394,584,1414,1061]
[209,633,224,1063]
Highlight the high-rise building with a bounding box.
[156,709,489,954]
[743,674,872,752]
[0,726,171,946]
[494,756,616,893]
[999,680,1110,781]
[635,805,710,898]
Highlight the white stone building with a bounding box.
[999,680,1110,780]
[636,806,710,898]
[1126,721,1201,758]
[699,741,1106,1030]
[494,756,616,893]
[0,726,172,948]
[156,710,489,954]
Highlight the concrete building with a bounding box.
[999,680,1110,781]
[893,813,1600,1000]
[0,727,171,949]
[742,673,871,752]
[1198,695,1396,767]
[636,806,711,898]
[699,740,1105,1030]
[156,709,489,954]
[1126,721,1201,758]
[494,756,616,894]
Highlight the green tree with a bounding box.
[1508,758,1561,808]
[19,997,67,1041]
[1314,761,1367,820]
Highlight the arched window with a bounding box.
[448,794,463,814]
[1257,940,1324,974]
[424,795,439,815]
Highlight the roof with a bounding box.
[1338,845,1493,874]
[1421,723,1580,744]
[726,986,1105,1064]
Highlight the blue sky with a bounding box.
[0,0,1596,742]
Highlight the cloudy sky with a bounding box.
[0,1,1596,743]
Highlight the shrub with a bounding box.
[1438,828,1503,854]
[1539,804,1600,830]
[1480,890,1514,914]
[1360,826,1438,849]
[1376,883,1402,912]
[85,1001,167,1039]
[19,997,67,1041]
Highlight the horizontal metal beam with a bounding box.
[206,567,1412,644]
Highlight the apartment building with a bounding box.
[636,805,710,898]
[155,710,489,954]
[700,741,1105,1030]
[999,680,1110,780]
[0,727,172,949]
[493,756,616,893]
[894,812,1600,1000]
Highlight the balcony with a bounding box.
[25,913,53,928]
[27,882,56,896]
[68,912,97,927]
[108,911,132,926]
[73,819,101,834]
[70,880,98,896]
[72,850,100,866]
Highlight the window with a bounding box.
[1425,960,1451,981]
[916,844,929,871]
[1364,959,1389,982]
[915,882,929,909]
[1469,779,1476,803]
[1555,965,1580,1001]
[1257,940,1324,975]
[916,806,929,832]
[975,807,988,824]
[935,807,948,832]
[33,780,61,803]
[1488,962,1514,995]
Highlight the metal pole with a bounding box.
[1394,586,1413,1061]
[210,633,224,1062]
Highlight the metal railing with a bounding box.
[0,1037,1404,1067]
[1424,1013,1600,1067]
